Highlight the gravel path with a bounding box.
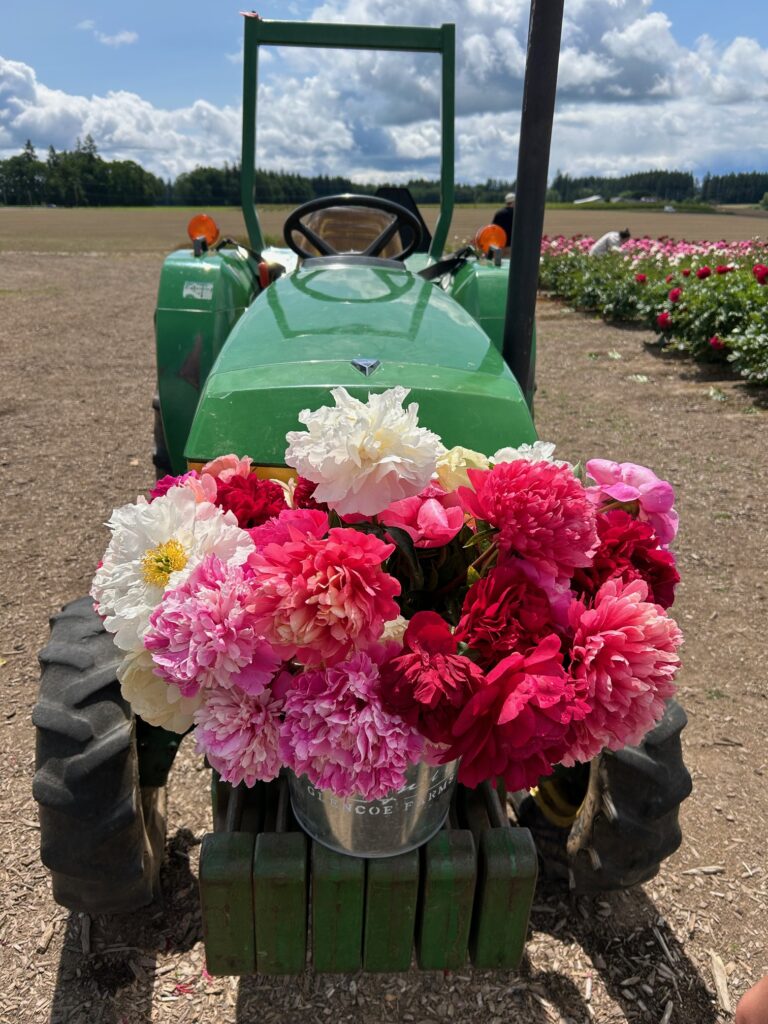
[1,252,766,1024]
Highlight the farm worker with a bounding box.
[589,227,630,256]
[492,192,516,246]
[736,976,768,1023]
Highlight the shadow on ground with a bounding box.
[45,841,718,1024]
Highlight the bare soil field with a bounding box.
[1,210,766,1023]
[1,204,766,255]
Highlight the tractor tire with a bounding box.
[511,700,692,892]
[152,391,172,479]
[32,596,165,915]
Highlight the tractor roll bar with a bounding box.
[241,17,455,261]
[504,0,565,407]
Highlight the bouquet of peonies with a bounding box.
[91,387,682,801]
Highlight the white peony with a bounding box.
[491,441,570,468]
[117,648,202,734]
[380,614,409,647]
[284,386,445,516]
[91,486,253,652]
[435,445,490,492]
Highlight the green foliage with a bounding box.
[539,244,768,386]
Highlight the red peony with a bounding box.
[455,562,559,667]
[562,579,682,764]
[635,273,647,284]
[571,510,679,609]
[752,264,768,285]
[709,335,725,351]
[446,635,584,791]
[681,268,691,277]
[215,474,286,529]
[715,264,731,274]
[379,612,485,745]
[696,266,711,280]
[459,461,598,576]
[668,287,682,303]
[656,311,672,330]
[665,274,674,284]
[293,475,328,511]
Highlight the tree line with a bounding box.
[2,140,768,206]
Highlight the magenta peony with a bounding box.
[585,459,678,545]
[149,471,199,502]
[145,554,281,697]
[248,508,329,549]
[455,562,560,667]
[280,649,424,799]
[459,461,598,576]
[248,527,401,666]
[446,635,582,791]
[194,683,284,786]
[562,578,683,765]
[379,612,485,745]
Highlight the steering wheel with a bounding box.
[283,193,423,262]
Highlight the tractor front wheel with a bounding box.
[32,597,165,914]
[511,700,692,892]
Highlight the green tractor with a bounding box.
[33,9,690,974]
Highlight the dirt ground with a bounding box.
[1,204,766,255]
[1,213,767,1024]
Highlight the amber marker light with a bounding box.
[473,223,507,255]
[187,213,220,247]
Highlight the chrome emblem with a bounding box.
[350,358,381,377]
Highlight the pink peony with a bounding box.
[585,459,678,545]
[145,554,281,697]
[561,578,682,765]
[459,461,598,576]
[149,471,199,502]
[446,635,583,791]
[280,649,423,799]
[201,454,253,481]
[194,683,284,786]
[248,508,329,549]
[248,527,401,666]
[379,612,485,745]
[378,483,464,548]
[455,562,560,667]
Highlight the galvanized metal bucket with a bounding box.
[287,760,459,858]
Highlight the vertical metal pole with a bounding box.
[503,0,564,406]
[429,22,455,262]
[241,17,265,253]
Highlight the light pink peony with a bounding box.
[279,648,424,799]
[459,461,598,576]
[194,683,284,786]
[378,483,465,548]
[145,554,280,697]
[202,454,253,481]
[248,527,401,666]
[561,578,682,765]
[586,460,678,545]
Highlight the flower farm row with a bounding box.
[539,235,768,383]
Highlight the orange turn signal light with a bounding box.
[187,213,220,247]
[473,223,507,255]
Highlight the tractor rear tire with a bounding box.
[511,700,692,892]
[152,392,172,479]
[32,596,164,915]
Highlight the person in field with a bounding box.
[492,192,516,246]
[589,227,630,256]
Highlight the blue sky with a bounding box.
[2,0,767,182]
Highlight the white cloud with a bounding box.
[3,1,768,182]
[75,19,138,48]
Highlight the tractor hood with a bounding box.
[185,261,535,464]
